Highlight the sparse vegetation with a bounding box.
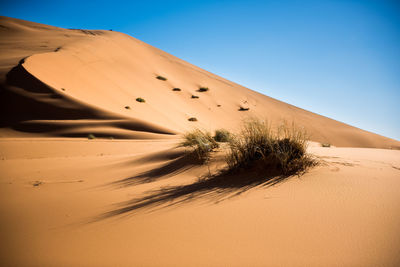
[188,117,198,121]
[61,88,66,91]
[136,97,145,103]
[156,75,167,81]
[102,119,318,216]
[88,134,96,140]
[125,106,131,109]
[181,129,219,161]
[198,87,209,92]
[172,88,181,91]
[213,129,231,142]
[239,107,250,111]
[225,119,315,175]
[217,104,221,107]
[191,95,199,99]
[321,143,331,147]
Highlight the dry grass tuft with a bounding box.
[213,129,231,142]
[226,119,315,175]
[181,129,219,162]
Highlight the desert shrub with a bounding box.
[181,129,219,161]
[239,106,249,111]
[188,117,198,121]
[136,97,145,103]
[226,119,314,175]
[172,88,181,91]
[125,106,131,109]
[191,95,199,99]
[88,134,96,140]
[321,143,331,147]
[198,87,209,92]
[32,181,42,187]
[156,75,167,81]
[213,129,231,142]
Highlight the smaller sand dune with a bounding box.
[1,57,177,138]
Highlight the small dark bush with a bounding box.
[156,75,167,81]
[180,129,219,161]
[191,95,199,99]
[125,106,131,109]
[61,88,66,91]
[88,134,96,140]
[136,97,145,103]
[226,119,315,175]
[239,107,249,111]
[172,88,181,91]
[213,129,231,142]
[198,87,209,92]
[188,117,198,122]
[217,104,221,107]
[32,181,42,187]
[321,143,331,147]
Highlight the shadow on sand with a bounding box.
[111,150,201,187]
[96,152,306,221]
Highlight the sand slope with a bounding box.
[0,16,399,148]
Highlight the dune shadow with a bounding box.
[0,61,177,137]
[97,166,299,221]
[0,62,104,128]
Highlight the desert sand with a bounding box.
[1,16,400,266]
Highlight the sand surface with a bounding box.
[1,16,400,266]
[1,139,400,266]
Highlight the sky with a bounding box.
[1,0,399,140]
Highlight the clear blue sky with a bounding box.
[2,0,399,140]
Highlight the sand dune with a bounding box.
[1,16,399,148]
[1,16,400,266]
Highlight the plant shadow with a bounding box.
[98,165,302,221]
[111,150,204,187]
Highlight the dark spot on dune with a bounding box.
[32,181,42,187]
